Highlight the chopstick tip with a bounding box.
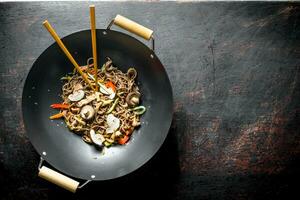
[90,5,95,8]
[43,20,49,25]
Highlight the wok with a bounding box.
[22,15,173,192]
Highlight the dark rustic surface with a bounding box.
[0,2,300,200]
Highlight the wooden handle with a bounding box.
[38,166,79,193]
[89,5,98,91]
[113,15,153,40]
[43,20,95,91]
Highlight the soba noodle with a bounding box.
[50,57,145,147]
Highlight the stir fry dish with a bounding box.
[49,57,146,148]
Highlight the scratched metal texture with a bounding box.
[0,2,299,200]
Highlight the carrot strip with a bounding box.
[49,112,64,119]
[105,81,116,92]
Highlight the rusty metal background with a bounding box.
[0,2,299,199]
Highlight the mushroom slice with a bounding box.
[126,92,140,107]
[68,90,85,102]
[90,129,105,146]
[106,114,120,134]
[80,105,95,120]
[77,94,97,107]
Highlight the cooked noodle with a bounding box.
[53,57,145,147]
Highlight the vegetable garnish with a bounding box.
[50,103,69,109]
[106,98,119,114]
[105,81,116,92]
[118,135,129,145]
[131,106,146,115]
[49,112,64,119]
[87,73,112,96]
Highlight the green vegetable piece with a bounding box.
[106,98,119,114]
[104,141,112,147]
[131,106,146,115]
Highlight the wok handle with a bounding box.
[107,15,155,51]
[112,14,153,40]
[38,166,79,193]
[38,157,91,192]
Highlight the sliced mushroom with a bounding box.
[80,105,95,120]
[90,129,105,146]
[68,90,85,102]
[77,94,97,107]
[126,92,140,107]
[106,114,120,134]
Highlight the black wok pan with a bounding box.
[22,15,173,192]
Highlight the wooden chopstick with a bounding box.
[89,5,98,91]
[43,20,96,91]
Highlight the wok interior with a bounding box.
[22,30,173,180]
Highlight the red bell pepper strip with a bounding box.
[118,135,129,145]
[50,103,69,109]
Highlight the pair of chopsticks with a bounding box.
[43,5,99,91]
